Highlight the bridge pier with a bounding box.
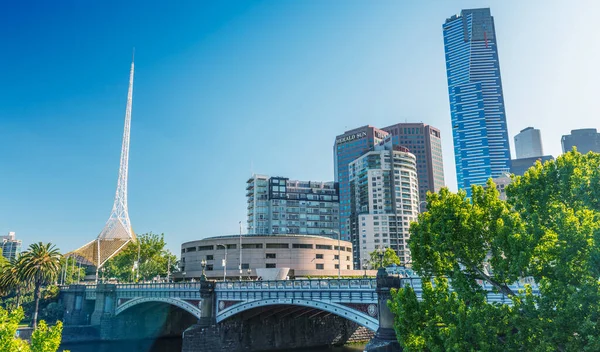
[61,285,94,325]
[364,268,401,351]
[90,283,117,326]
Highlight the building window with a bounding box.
[197,245,214,251]
[186,247,196,252]
[316,264,324,270]
[242,243,263,249]
[335,264,339,269]
[316,244,332,250]
[206,265,213,271]
[266,253,276,259]
[266,263,276,268]
[241,263,250,269]
[334,255,339,260]
[266,243,289,249]
[206,255,214,260]
[346,256,350,261]
[316,254,324,259]
[347,265,350,270]
[292,243,313,249]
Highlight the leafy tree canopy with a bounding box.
[368,247,401,269]
[0,306,64,352]
[390,151,600,351]
[104,233,177,283]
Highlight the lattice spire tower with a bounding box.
[68,56,137,275]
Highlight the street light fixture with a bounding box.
[247,268,251,280]
[332,230,341,279]
[362,260,368,278]
[182,271,186,283]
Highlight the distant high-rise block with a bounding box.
[1,232,21,261]
[246,174,340,238]
[443,8,511,196]
[515,127,544,159]
[334,126,388,241]
[382,123,445,206]
[510,155,554,176]
[561,129,600,154]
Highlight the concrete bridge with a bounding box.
[59,270,532,351]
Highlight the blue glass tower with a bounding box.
[443,8,511,195]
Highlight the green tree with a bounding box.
[58,257,85,285]
[390,150,600,351]
[0,257,31,310]
[0,306,64,352]
[104,233,177,282]
[18,243,62,329]
[368,247,401,269]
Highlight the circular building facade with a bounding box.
[177,234,354,280]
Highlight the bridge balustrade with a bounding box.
[215,278,377,291]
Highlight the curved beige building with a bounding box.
[176,235,356,280]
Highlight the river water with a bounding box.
[60,337,367,352]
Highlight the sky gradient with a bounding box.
[1,0,599,255]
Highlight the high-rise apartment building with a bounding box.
[443,8,511,196]
[1,232,21,261]
[514,127,544,159]
[334,126,388,241]
[561,129,600,154]
[382,123,445,207]
[246,175,340,237]
[348,141,419,268]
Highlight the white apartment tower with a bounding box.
[246,175,340,238]
[514,127,544,159]
[348,139,420,268]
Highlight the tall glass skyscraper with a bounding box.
[443,8,511,195]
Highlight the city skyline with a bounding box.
[2,1,599,255]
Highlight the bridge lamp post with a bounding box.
[362,260,368,278]
[247,268,251,280]
[377,247,385,269]
[217,244,227,281]
[200,259,207,280]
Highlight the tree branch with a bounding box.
[471,264,516,297]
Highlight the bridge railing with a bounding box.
[215,278,377,291]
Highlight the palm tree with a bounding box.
[0,257,29,309]
[18,242,62,328]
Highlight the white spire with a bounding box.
[68,55,137,272]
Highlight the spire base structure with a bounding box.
[67,57,137,279]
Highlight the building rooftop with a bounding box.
[182,234,346,246]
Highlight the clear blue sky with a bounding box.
[1,0,598,256]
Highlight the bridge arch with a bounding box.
[216,298,378,331]
[115,297,202,319]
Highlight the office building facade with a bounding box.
[561,129,600,154]
[443,8,512,196]
[510,155,554,176]
[334,126,388,241]
[514,127,543,159]
[1,232,21,261]
[382,123,445,207]
[348,141,420,268]
[246,175,339,238]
